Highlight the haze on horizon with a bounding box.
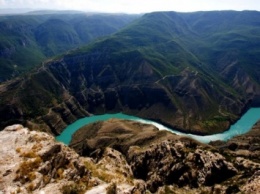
[0,0,260,14]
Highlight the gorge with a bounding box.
[1,11,260,136]
[56,107,260,144]
[0,10,260,194]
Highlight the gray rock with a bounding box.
[0,125,91,193]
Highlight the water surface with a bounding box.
[56,108,260,144]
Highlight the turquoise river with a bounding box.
[56,107,260,145]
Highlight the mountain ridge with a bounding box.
[0,13,139,81]
[0,10,260,135]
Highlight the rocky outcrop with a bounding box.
[209,120,260,193]
[210,120,260,162]
[70,119,260,193]
[128,140,237,192]
[0,75,90,135]
[96,147,134,180]
[0,124,149,194]
[1,122,259,193]
[84,147,147,194]
[0,124,91,193]
[241,170,260,193]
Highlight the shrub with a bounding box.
[61,183,85,194]
[21,151,37,158]
[16,147,22,153]
[43,175,51,185]
[26,183,35,192]
[57,168,64,179]
[15,156,42,183]
[106,183,117,194]
[84,160,114,182]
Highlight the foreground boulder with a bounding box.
[0,124,147,194]
[0,124,91,193]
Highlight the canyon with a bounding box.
[0,121,259,193]
[1,11,260,135]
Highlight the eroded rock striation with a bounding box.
[1,11,260,135]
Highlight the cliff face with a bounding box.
[0,124,90,193]
[1,11,260,135]
[210,120,260,162]
[0,75,90,135]
[0,122,259,193]
[0,124,147,194]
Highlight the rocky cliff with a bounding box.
[0,124,90,193]
[0,122,259,193]
[0,124,147,194]
[70,119,260,193]
[210,120,260,162]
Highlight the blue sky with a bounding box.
[1,0,260,13]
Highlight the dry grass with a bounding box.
[29,133,49,142]
[56,168,64,179]
[43,175,51,185]
[14,156,42,184]
[61,183,87,194]
[21,151,37,158]
[106,183,117,194]
[84,160,133,184]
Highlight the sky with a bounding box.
[0,0,260,14]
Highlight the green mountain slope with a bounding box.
[0,11,260,135]
[0,13,139,81]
